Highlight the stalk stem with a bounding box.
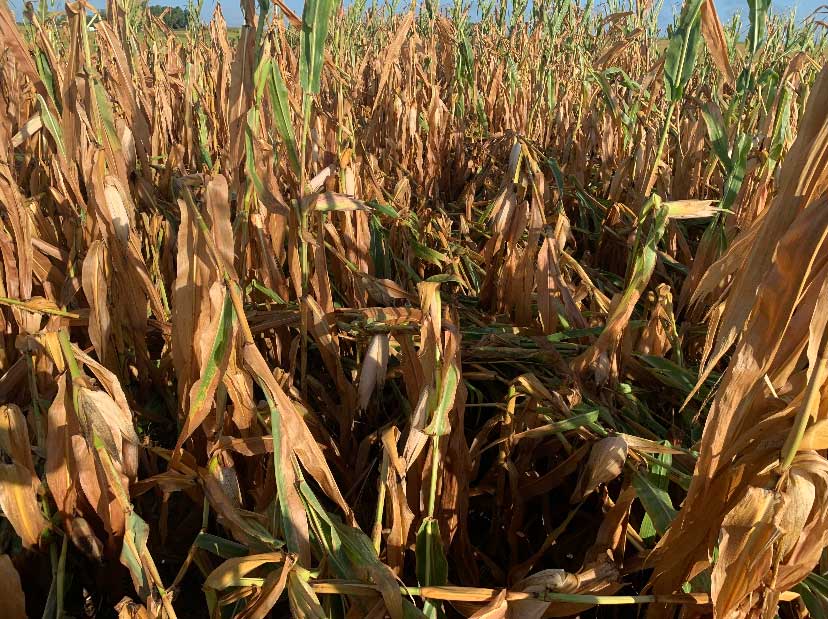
[0,296,78,318]
[56,534,67,619]
[58,329,82,382]
[372,449,389,554]
[779,325,828,471]
[644,100,676,196]
[305,580,801,605]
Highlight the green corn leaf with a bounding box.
[663,0,704,102]
[796,583,828,619]
[176,293,235,451]
[758,68,781,111]
[120,511,151,600]
[747,0,771,56]
[803,572,828,599]
[615,200,670,323]
[269,60,301,176]
[546,326,604,342]
[639,444,672,543]
[546,158,566,199]
[720,132,750,212]
[535,410,601,433]
[37,95,65,157]
[297,480,352,577]
[701,102,731,170]
[416,517,448,619]
[424,363,459,437]
[245,108,268,200]
[197,106,213,169]
[253,56,270,105]
[93,80,121,154]
[796,573,828,619]
[251,280,287,304]
[411,237,449,266]
[300,0,336,94]
[298,482,406,619]
[549,0,569,37]
[638,354,710,402]
[632,468,677,536]
[194,533,250,559]
[35,51,57,109]
[768,85,793,167]
[260,385,302,556]
[425,273,462,284]
[370,200,400,219]
[593,70,619,120]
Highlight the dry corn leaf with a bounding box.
[468,588,507,619]
[205,552,287,590]
[700,0,735,86]
[0,462,47,548]
[800,419,828,450]
[0,555,27,619]
[76,386,139,468]
[358,333,390,410]
[571,436,628,502]
[0,404,48,547]
[236,554,296,619]
[372,12,415,113]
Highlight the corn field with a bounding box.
[1,0,828,616]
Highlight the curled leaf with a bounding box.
[571,436,628,502]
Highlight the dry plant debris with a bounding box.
[1,0,828,617]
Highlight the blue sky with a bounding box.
[9,0,824,29]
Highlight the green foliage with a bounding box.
[299,0,336,94]
[149,4,188,29]
[663,0,703,102]
[747,0,772,56]
[416,518,448,618]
